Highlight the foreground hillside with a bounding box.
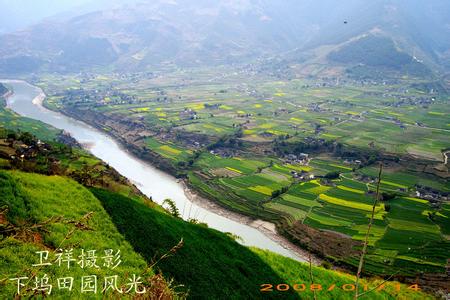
[0,170,177,298]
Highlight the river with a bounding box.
[3,79,307,262]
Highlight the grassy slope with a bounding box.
[0,170,149,298]
[92,188,431,299]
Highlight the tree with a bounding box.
[427,211,436,221]
[7,131,17,140]
[381,192,397,201]
[324,171,340,179]
[193,150,201,159]
[18,132,34,145]
[271,190,281,198]
[162,199,180,218]
[235,127,243,138]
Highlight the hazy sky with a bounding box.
[0,0,94,33]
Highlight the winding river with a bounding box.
[3,80,306,262]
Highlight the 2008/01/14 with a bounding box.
[260,283,421,293]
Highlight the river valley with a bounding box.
[3,79,311,262]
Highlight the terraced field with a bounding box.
[145,137,193,163]
[189,155,449,276]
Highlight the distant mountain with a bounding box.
[0,0,448,75]
[326,35,432,78]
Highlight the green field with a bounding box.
[145,136,193,163]
[36,70,450,161]
[0,107,60,141]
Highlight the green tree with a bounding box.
[162,199,180,218]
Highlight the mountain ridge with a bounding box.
[0,0,448,75]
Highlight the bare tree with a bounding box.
[355,163,383,299]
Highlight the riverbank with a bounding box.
[181,179,320,264]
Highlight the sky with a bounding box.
[0,0,94,33]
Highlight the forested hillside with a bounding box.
[328,35,431,77]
